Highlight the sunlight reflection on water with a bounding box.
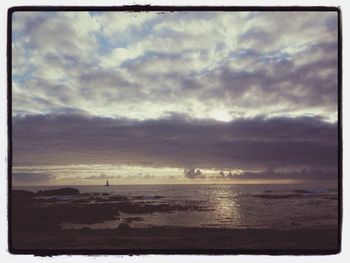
[209,187,241,226]
[17,184,337,230]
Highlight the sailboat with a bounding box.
[105,180,109,186]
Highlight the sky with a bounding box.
[11,11,339,185]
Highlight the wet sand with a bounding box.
[11,225,339,251]
[10,189,339,253]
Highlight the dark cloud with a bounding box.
[12,172,56,184]
[219,168,337,181]
[20,77,79,105]
[109,38,337,117]
[219,171,226,177]
[238,27,271,49]
[78,69,133,98]
[199,40,338,112]
[14,12,90,57]
[85,173,114,180]
[184,168,204,179]
[182,167,336,181]
[13,114,338,178]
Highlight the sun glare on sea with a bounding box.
[210,187,241,225]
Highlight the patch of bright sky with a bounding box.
[13,164,247,185]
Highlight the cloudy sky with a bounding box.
[12,11,338,185]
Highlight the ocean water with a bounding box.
[14,184,338,230]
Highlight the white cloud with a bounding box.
[12,11,338,122]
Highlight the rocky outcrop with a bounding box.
[117,223,130,231]
[36,188,80,196]
[12,190,35,199]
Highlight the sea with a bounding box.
[13,183,338,230]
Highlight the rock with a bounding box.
[12,190,35,199]
[117,222,130,230]
[36,188,80,196]
[125,217,144,223]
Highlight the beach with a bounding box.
[12,226,338,251]
[10,185,339,253]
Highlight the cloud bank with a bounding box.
[13,114,337,174]
[13,172,56,184]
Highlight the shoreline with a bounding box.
[11,225,339,251]
[10,188,339,252]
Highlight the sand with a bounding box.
[11,226,339,252]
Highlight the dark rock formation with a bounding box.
[125,217,144,223]
[12,190,35,199]
[117,223,130,231]
[36,188,80,196]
